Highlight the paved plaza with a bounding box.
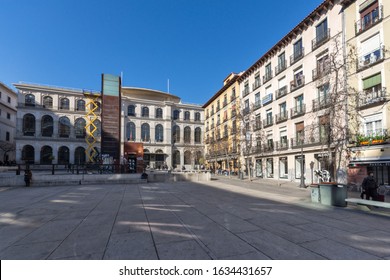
[0,177,389,260]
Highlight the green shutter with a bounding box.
[363,73,381,89]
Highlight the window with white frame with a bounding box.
[363,113,383,137]
[360,33,382,67]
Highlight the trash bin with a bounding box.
[310,185,320,203]
[319,183,347,207]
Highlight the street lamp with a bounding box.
[299,135,305,188]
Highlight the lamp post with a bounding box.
[299,135,305,188]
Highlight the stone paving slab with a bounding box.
[0,177,389,260]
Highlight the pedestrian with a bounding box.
[361,172,378,200]
[24,170,32,187]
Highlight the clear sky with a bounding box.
[0,0,324,105]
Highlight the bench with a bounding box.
[345,198,390,209]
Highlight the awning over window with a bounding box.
[363,73,381,89]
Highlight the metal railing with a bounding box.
[275,60,287,75]
[290,104,306,118]
[312,29,331,51]
[358,87,387,108]
[290,48,305,65]
[357,46,385,70]
[355,5,383,34]
[275,111,288,123]
[275,85,288,99]
[312,96,332,112]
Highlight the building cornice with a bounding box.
[238,0,339,83]
[202,73,241,108]
[13,82,100,96]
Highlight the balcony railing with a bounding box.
[358,87,387,109]
[290,48,305,65]
[263,71,273,84]
[253,101,261,110]
[275,111,288,124]
[290,75,305,92]
[275,140,289,150]
[312,64,330,80]
[312,29,331,51]
[242,87,250,97]
[263,117,273,128]
[275,85,288,99]
[252,79,261,91]
[355,5,383,35]
[357,46,385,71]
[275,60,287,75]
[312,95,332,112]
[290,104,306,118]
[254,121,262,131]
[290,136,322,148]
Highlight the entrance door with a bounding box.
[128,155,137,173]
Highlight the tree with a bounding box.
[0,142,15,163]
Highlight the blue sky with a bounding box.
[0,0,323,105]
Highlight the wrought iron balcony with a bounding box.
[253,101,261,110]
[275,140,289,150]
[262,93,273,106]
[242,87,250,97]
[312,96,332,112]
[290,104,306,118]
[290,75,305,92]
[312,29,331,51]
[263,71,273,84]
[275,60,287,75]
[290,48,305,65]
[275,85,288,99]
[263,117,273,128]
[275,111,288,124]
[357,46,385,71]
[312,65,330,80]
[358,87,387,109]
[252,79,261,91]
[355,5,383,35]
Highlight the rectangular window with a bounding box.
[6,131,10,141]
[316,19,328,42]
[279,157,288,179]
[293,39,303,58]
[7,96,11,103]
[7,113,10,120]
[266,158,274,178]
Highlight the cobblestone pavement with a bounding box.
[0,177,389,260]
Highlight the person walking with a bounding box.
[361,172,378,200]
[24,170,32,187]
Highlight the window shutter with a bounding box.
[363,73,381,89]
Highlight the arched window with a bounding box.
[184,111,190,120]
[155,124,164,142]
[41,115,53,137]
[141,123,150,141]
[156,108,163,119]
[92,119,101,137]
[90,101,101,113]
[59,116,71,138]
[58,146,70,164]
[173,150,180,167]
[173,109,180,120]
[75,147,86,165]
[76,100,85,111]
[142,107,149,117]
[75,118,86,138]
[60,98,70,110]
[195,112,201,122]
[25,94,35,106]
[126,122,136,141]
[184,126,191,143]
[184,150,192,165]
[172,125,180,143]
[127,105,136,116]
[40,146,53,164]
[195,127,202,143]
[22,145,35,163]
[23,114,35,136]
[43,96,53,108]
